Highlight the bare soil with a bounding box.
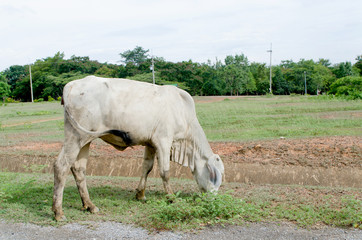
[213,136,361,168]
[0,136,361,187]
[2,136,361,169]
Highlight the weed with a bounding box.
[319,196,362,228]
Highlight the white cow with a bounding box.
[52,76,224,221]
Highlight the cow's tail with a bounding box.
[63,106,132,145]
[63,106,102,136]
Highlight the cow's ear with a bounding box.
[213,154,224,175]
[207,162,222,187]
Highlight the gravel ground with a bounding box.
[1,220,361,240]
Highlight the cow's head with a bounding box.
[195,154,224,192]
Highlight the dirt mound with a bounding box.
[1,136,361,187]
[212,136,362,168]
[3,136,360,168]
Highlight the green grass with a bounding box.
[196,96,362,141]
[0,172,360,230]
[0,101,63,125]
[1,96,361,145]
[0,101,64,145]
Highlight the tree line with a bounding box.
[0,46,361,102]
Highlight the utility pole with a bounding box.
[304,71,307,95]
[267,43,272,94]
[29,64,34,102]
[151,56,155,84]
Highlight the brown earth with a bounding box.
[213,136,361,168]
[1,136,361,188]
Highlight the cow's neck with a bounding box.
[190,119,213,158]
[170,119,213,172]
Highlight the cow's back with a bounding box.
[63,76,195,144]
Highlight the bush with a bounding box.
[4,97,19,103]
[47,96,55,102]
[34,98,44,102]
[328,76,362,99]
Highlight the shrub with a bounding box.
[328,76,362,99]
[4,97,19,103]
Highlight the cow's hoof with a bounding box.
[82,205,99,213]
[135,190,146,201]
[54,214,67,222]
[89,206,99,213]
[166,194,176,203]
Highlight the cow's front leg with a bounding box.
[70,143,99,213]
[136,146,156,200]
[156,144,173,196]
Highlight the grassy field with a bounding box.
[196,95,362,141]
[0,101,64,145]
[1,95,361,145]
[0,96,361,230]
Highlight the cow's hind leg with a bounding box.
[52,143,80,221]
[136,146,156,200]
[70,143,99,213]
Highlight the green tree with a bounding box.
[317,58,332,67]
[312,64,335,93]
[249,62,269,94]
[280,59,324,95]
[353,55,362,76]
[272,66,289,95]
[0,72,6,83]
[157,60,201,94]
[0,81,11,101]
[10,52,104,101]
[3,65,26,90]
[223,54,255,95]
[12,77,31,101]
[95,65,119,77]
[120,46,150,66]
[58,55,102,74]
[201,62,225,95]
[332,62,353,78]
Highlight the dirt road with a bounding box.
[1,220,361,240]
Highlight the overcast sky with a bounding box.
[1,0,361,71]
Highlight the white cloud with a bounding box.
[0,0,361,70]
